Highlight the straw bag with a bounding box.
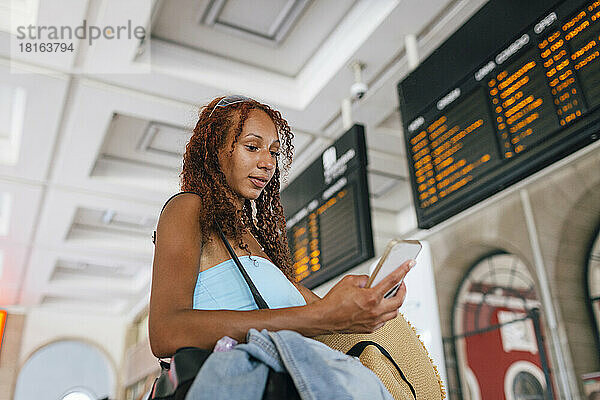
[313,314,446,400]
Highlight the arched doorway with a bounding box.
[450,252,556,400]
[14,339,115,400]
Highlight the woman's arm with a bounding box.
[148,193,326,356]
[293,282,321,304]
[148,193,411,357]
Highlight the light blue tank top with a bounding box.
[193,255,307,310]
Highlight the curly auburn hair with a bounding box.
[180,96,295,278]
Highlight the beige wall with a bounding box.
[18,308,128,368]
[14,308,129,397]
[0,313,25,400]
[120,309,160,399]
[425,147,600,398]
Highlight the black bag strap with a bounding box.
[215,220,270,310]
[346,340,416,400]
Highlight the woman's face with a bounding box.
[219,109,280,205]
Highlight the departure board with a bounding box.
[281,125,374,288]
[398,0,600,228]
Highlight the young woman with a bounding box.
[148,95,412,358]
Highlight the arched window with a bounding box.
[61,390,95,400]
[586,227,600,351]
[451,252,555,400]
[513,371,544,399]
[14,340,115,400]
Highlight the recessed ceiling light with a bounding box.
[0,85,26,166]
[0,0,39,36]
[0,192,11,236]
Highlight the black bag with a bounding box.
[148,220,299,400]
[150,348,211,400]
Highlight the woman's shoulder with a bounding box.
[157,192,204,237]
[160,191,203,217]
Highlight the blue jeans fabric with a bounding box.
[186,329,393,400]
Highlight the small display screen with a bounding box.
[281,125,374,288]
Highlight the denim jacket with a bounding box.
[186,329,393,400]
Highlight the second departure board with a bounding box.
[398,0,600,228]
[281,125,374,288]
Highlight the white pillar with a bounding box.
[520,188,575,399]
[404,34,419,71]
[341,97,352,131]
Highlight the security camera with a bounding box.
[350,82,368,100]
[350,61,367,100]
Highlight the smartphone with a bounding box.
[365,239,422,298]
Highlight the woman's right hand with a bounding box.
[315,259,415,334]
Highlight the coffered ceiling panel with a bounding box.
[24,248,150,314]
[0,64,69,180]
[33,187,160,254]
[205,0,310,45]
[151,0,356,76]
[99,113,187,170]
[51,81,193,198]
